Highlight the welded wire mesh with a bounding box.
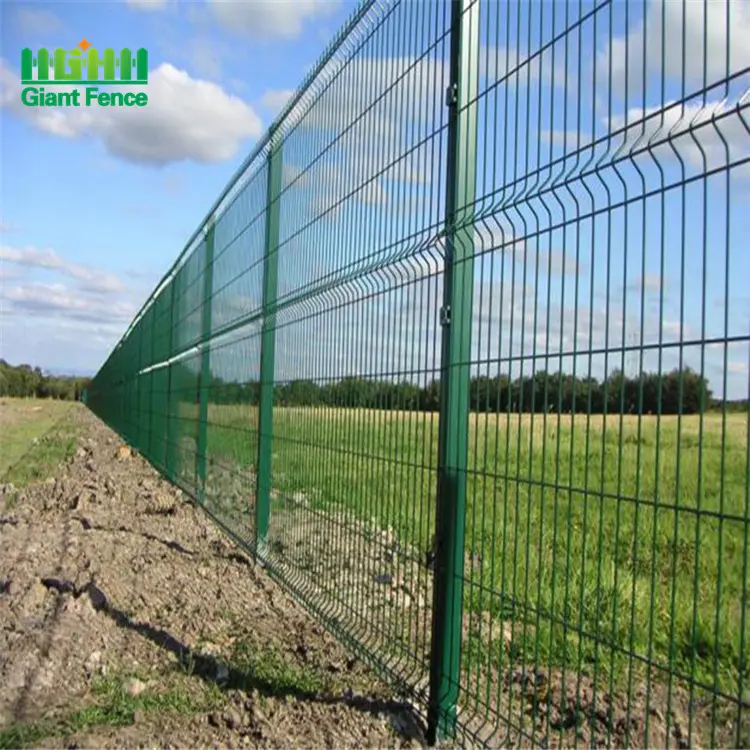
[86,0,749,746]
[451,1,750,746]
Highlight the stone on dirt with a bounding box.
[123,677,148,697]
[84,651,102,677]
[223,706,244,730]
[208,712,221,728]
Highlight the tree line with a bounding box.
[0,360,91,401]
[199,366,733,415]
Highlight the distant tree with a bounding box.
[121,364,719,417]
[421,379,441,412]
[0,361,91,401]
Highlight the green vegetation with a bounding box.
[0,360,90,401]
[2,428,78,489]
[196,366,719,416]
[0,399,77,483]
[209,613,331,697]
[0,674,222,749]
[198,405,749,699]
[227,636,331,696]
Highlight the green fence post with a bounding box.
[196,219,215,503]
[256,136,283,553]
[136,315,144,452]
[427,0,479,742]
[149,300,157,461]
[165,278,175,482]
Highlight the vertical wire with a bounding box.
[687,0,710,742]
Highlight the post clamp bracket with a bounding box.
[445,83,458,107]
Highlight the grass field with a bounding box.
[0,398,77,486]
[192,404,749,706]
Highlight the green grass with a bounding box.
[194,405,749,702]
[209,612,332,697]
[228,637,330,695]
[0,673,223,749]
[0,399,78,490]
[0,399,75,479]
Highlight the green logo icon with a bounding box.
[20,39,149,108]
[21,39,148,85]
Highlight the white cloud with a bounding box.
[282,163,305,190]
[298,54,447,137]
[540,130,593,148]
[383,252,442,284]
[0,59,262,166]
[208,0,340,40]
[124,0,168,11]
[261,89,295,117]
[276,53,446,225]
[0,248,148,372]
[628,274,663,295]
[608,97,750,173]
[15,8,64,34]
[0,304,134,375]
[0,245,125,294]
[2,282,135,324]
[189,37,223,79]
[480,44,568,91]
[270,250,746,397]
[662,319,689,338]
[0,266,19,281]
[597,0,750,97]
[126,267,162,283]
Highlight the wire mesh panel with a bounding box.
[453,0,750,746]
[251,0,453,707]
[85,0,749,746]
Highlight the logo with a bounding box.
[20,39,149,108]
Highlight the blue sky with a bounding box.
[0,0,349,374]
[1,0,749,401]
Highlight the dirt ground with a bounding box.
[0,406,425,748]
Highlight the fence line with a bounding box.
[86,0,750,745]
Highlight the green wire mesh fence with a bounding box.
[86,0,750,745]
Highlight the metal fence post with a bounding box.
[165,279,175,482]
[196,220,215,502]
[135,314,144,452]
[256,136,283,552]
[149,300,157,460]
[428,0,479,742]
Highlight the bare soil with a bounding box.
[0,406,423,748]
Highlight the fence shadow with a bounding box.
[56,579,426,741]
